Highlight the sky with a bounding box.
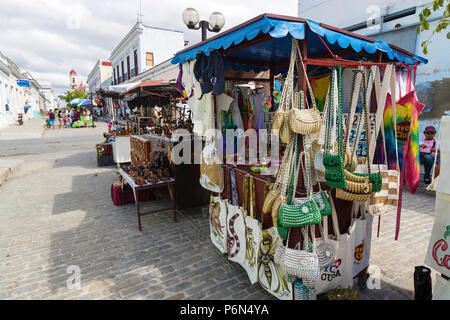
[0,0,298,96]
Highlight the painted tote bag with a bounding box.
[315,196,353,295]
[226,166,247,266]
[209,194,228,254]
[425,192,450,275]
[349,203,373,278]
[242,174,262,285]
[258,227,293,300]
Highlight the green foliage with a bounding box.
[417,0,450,54]
[58,88,88,106]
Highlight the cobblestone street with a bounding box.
[0,120,438,300]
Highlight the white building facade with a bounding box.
[297,0,450,131]
[87,60,113,94]
[109,21,185,86]
[0,52,46,128]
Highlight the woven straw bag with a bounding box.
[287,43,322,135]
[272,38,297,133]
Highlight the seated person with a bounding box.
[419,125,440,184]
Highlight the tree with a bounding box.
[417,0,450,54]
[58,88,88,106]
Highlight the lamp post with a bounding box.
[182,8,225,41]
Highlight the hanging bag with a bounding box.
[315,216,336,269]
[275,226,320,281]
[349,202,373,278]
[258,226,293,300]
[226,166,247,266]
[364,65,400,214]
[209,193,228,254]
[279,136,321,228]
[200,140,224,193]
[288,42,322,135]
[323,67,346,189]
[272,39,296,137]
[242,174,263,284]
[315,195,353,295]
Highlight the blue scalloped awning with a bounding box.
[171,14,427,68]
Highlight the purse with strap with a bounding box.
[273,39,296,138]
[279,136,321,228]
[288,42,322,135]
[275,227,320,281]
[323,66,346,189]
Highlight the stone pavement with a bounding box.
[0,121,439,300]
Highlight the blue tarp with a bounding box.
[171,14,427,71]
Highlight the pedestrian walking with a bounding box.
[48,109,55,130]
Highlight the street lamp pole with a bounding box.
[182,8,225,42]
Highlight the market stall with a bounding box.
[171,13,428,300]
[108,80,209,223]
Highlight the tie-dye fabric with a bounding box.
[384,90,425,194]
[309,74,330,112]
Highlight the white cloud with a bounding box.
[0,0,298,95]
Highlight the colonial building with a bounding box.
[109,20,185,86]
[87,60,112,95]
[0,51,46,128]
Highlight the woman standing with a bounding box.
[58,110,64,129]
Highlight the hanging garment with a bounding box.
[181,60,195,98]
[187,93,214,138]
[250,88,266,130]
[396,90,425,194]
[193,51,225,96]
[215,93,234,133]
[175,64,185,97]
[309,73,331,112]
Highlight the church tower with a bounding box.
[69,69,77,89]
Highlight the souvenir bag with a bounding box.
[365,64,400,215]
[274,226,319,281]
[323,67,346,189]
[242,174,262,284]
[271,137,296,231]
[288,42,322,135]
[336,68,381,202]
[258,227,293,300]
[349,202,373,278]
[315,216,336,269]
[315,195,353,295]
[262,135,294,216]
[425,192,450,275]
[302,127,332,217]
[200,140,224,193]
[209,193,228,254]
[279,136,322,228]
[226,166,247,266]
[272,38,296,134]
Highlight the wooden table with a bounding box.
[119,168,177,231]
